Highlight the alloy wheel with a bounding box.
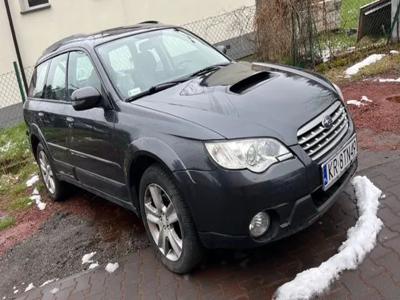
[38,150,56,194]
[144,183,183,261]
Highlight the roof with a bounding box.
[38,22,171,63]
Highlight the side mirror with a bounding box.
[216,44,230,54]
[71,87,101,111]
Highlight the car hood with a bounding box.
[134,62,340,145]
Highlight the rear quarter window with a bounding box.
[28,60,50,98]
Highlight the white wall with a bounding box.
[1,0,254,74]
[0,1,17,74]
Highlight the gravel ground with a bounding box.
[0,192,149,299]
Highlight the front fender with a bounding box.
[124,137,187,176]
[124,137,188,208]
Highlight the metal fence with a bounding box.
[183,6,256,60]
[0,66,33,129]
[255,0,399,66]
[0,6,256,129]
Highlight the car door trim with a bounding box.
[70,149,121,169]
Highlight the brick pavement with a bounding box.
[16,154,400,300]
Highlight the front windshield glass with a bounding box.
[96,28,230,100]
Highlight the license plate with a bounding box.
[322,136,357,191]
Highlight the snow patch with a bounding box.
[13,290,18,295]
[361,96,373,103]
[0,142,13,153]
[347,96,373,108]
[40,279,57,287]
[24,283,35,292]
[105,262,119,273]
[30,188,46,211]
[26,175,39,187]
[321,49,331,63]
[88,262,99,270]
[274,176,383,300]
[378,77,400,83]
[345,54,385,77]
[347,100,365,107]
[50,287,59,294]
[390,50,399,55]
[81,252,96,264]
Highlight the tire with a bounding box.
[36,143,67,201]
[139,164,203,274]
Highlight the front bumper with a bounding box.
[174,128,357,249]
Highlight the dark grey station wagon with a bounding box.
[24,23,358,273]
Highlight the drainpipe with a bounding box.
[4,0,28,93]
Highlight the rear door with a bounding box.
[36,53,74,177]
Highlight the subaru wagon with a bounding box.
[24,23,358,273]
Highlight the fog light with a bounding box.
[249,212,270,238]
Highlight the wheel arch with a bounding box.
[28,124,49,160]
[125,138,187,211]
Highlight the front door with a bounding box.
[66,51,128,201]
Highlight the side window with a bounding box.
[43,53,68,101]
[68,51,101,98]
[28,60,50,98]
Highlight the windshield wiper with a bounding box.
[126,63,230,102]
[126,79,187,102]
[187,63,230,79]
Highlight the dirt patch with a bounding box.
[0,190,149,299]
[0,197,58,257]
[341,80,400,150]
[386,94,400,104]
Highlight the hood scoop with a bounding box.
[230,71,272,94]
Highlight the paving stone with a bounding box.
[357,258,385,279]
[363,273,400,300]
[381,195,400,214]
[17,155,400,300]
[383,236,400,259]
[378,208,400,229]
[377,226,399,244]
[370,243,394,262]
[340,271,377,297]
[373,252,400,283]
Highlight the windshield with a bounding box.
[96,28,230,100]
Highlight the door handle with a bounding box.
[38,112,44,117]
[66,117,74,123]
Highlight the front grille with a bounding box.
[297,101,349,161]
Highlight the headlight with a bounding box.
[205,138,293,173]
[333,83,344,101]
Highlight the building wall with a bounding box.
[0,0,254,75]
[0,0,17,74]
